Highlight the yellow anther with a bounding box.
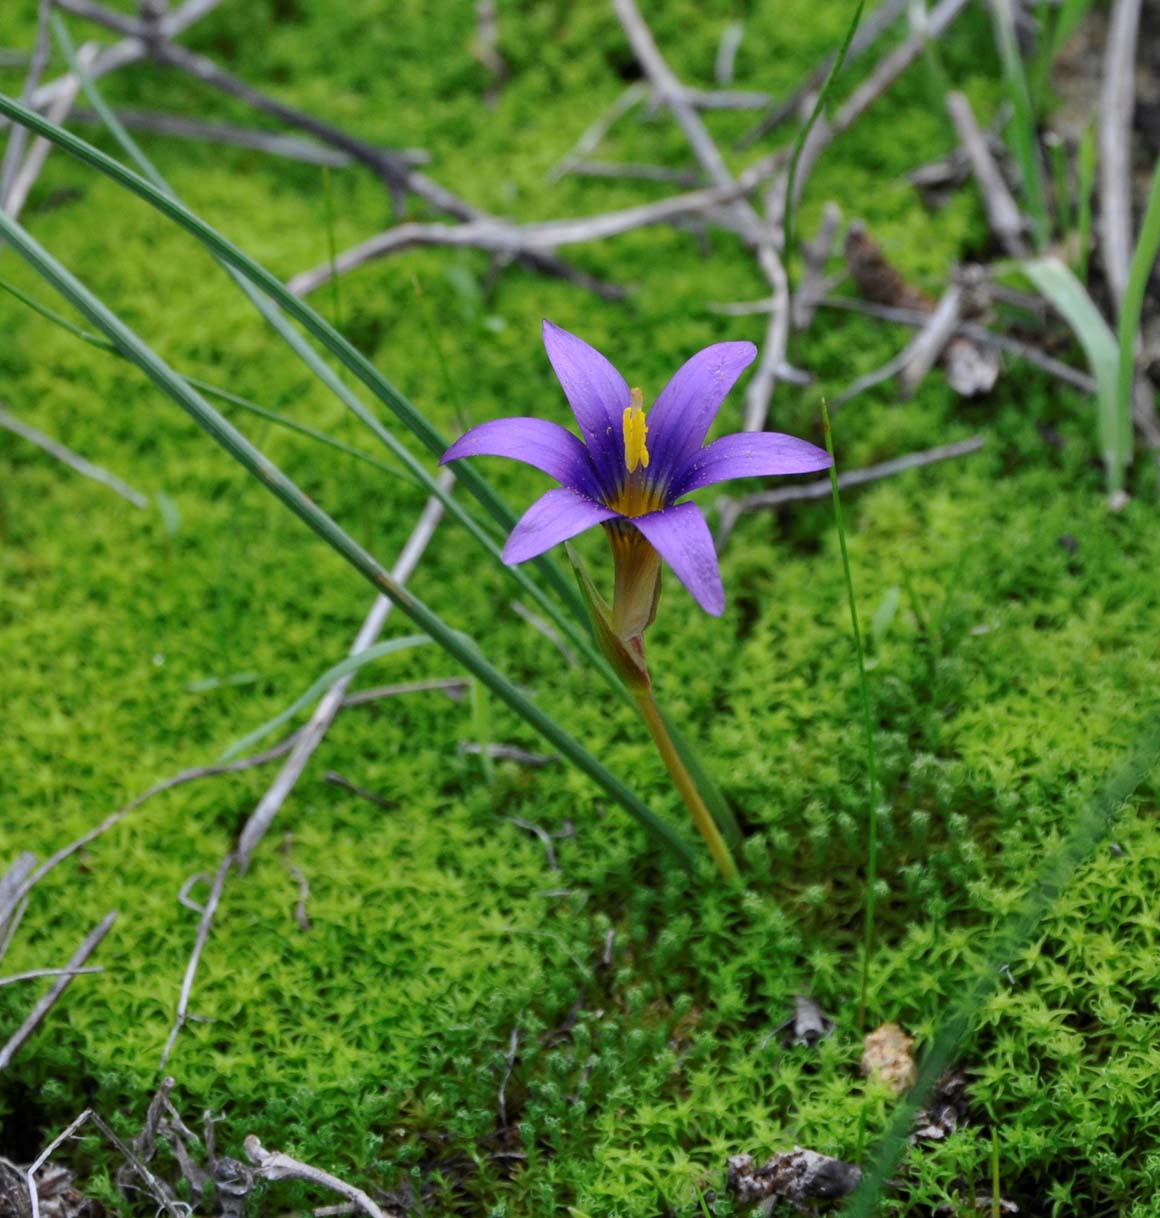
[623,386,650,472]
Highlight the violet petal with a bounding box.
[502,487,619,564]
[645,341,757,484]
[542,320,631,495]
[440,416,599,496]
[633,501,725,616]
[675,430,832,495]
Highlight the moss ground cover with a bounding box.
[1,2,1158,1213]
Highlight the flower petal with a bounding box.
[645,341,757,483]
[502,487,619,564]
[674,430,832,495]
[632,502,725,616]
[440,416,599,495]
[542,320,631,494]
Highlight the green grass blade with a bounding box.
[821,400,880,1031]
[39,33,602,675]
[1,275,422,489]
[843,713,1160,1216]
[1075,119,1096,282]
[987,0,1050,249]
[221,634,432,761]
[0,206,696,871]
[1116,157,1160,484]
[1024,256,1123,490]
[0,85,589,631]
[783,0,863,295]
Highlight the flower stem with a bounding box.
[632,685,739,881]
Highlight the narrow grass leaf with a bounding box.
[221,635,432,761]
[0,206,696,870]
[1116,156,1160,475]
[1024,256,1124,489]
[821,400,880,1030]
[783,0,863,294]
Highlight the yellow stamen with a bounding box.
[623,386,650,473]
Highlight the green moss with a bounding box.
[1,1,1158,1214]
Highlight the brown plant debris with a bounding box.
[861,1021,917,1095]
[726,1149,862,1210]
[780,995,835,1048]
[0,1159,104,1218]
[911,1070,972,1143]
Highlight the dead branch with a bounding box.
[340,676,470,706]
[460,742,559,767]
[715,21,745,86]
[0,404,149,507]
[793,201,843,328]
[496,1028,520,1128]
[715,435,986,546]
[0,0,52,204]
[324,771,395,810]
[158,853,232,1070]
[0,912,117,1072]
[736,0,909,148]
[1098,0,1142,312]
[244,1136,395,1218]
[946,91,1028,257]
[566,158,703,187]
[235,471,453,868]
[899,285,966,395]
[503,817,561,870]
[0,966,103,988]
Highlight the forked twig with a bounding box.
[0,912,117,1071]
[244,1136,396,1218]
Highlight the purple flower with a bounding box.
[440,320,832,617]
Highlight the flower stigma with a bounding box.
[622,386,650,473]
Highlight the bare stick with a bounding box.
[737,0,909,148]
[793,202,842,328]
[244,1136,394,1218]
[0,966,103,988]
[566,159,703,187]
[281,834,311,932]
[340,676,469,706]
[715,21,745,86]
[235,471,453,868]
[946,91,1027,257]
[898,284,964,396]
[158,853,232,1070]
[3,731,302,922]
[0,911,117,1071]
[612,0,789,431]
[460,742,559,767]
[27,1107,183,1218]
[1098,0,1141,312]
[511,601,579,666]
[497,1028,520,1127]
[781,0,971,219]
[546,83,648,182]
[0,853,38,942]
[715,436,986,546]
[503,817,560,870]
[0,404,149,507]
[68,107,378,167]
[0,0,52,203]
[324,771,395,811]
[24,0,223,116]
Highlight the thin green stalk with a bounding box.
[633,685,737,881]
[843,714,1160,1216]
[1075,120,1096,283]
[39,31,602,678]
[987,0,1050,250]
[0,78,589,633]
[783,0,863,296]
[1116,157,1160,478]
[991,1129,1001,1218]
[821,400,880,1031]
[1,275,422,489]
[0,204,696,871]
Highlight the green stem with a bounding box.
[633,684,738,881]
[821,400,880,1031]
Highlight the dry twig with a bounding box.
[244,1136,395,1218]
[715,435,986,546]
[0,912,117,1072]
[946,90,1027,257]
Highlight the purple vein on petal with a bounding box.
[674,431,832,496]
[502,487,619,565]
[645,341,758,483]
[632,502,725,616]
[440,416,600,496]
[542,320,631,494]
